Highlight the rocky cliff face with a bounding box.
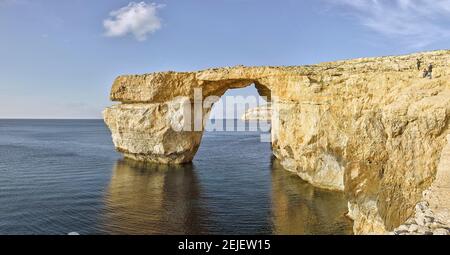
[104,50,450,234]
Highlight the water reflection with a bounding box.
[270,159,353,235]
[102,159,208,234]
[0,120,352,234]
[102,157,353,235]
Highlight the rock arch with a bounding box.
[104,50,450,234]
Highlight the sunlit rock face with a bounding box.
[103,99,204,164]
[390,135,450,235]
[104,50,450,234]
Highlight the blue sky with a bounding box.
[1,0,449,118]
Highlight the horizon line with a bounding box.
[0,118,257,120]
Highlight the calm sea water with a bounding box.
[0,119,352,235]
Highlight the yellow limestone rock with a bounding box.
[104,50,450,234]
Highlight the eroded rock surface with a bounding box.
[104,50,450,234]
[392,135,450,235]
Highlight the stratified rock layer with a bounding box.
[104,50,450,234]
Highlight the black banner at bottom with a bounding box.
[0,235,445,254]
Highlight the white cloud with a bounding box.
[103,2,164,41]
[326,0,450,48]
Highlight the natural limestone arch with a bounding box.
[104,50,450,234]
[104,75,274,163]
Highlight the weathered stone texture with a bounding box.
[104,50,450,234]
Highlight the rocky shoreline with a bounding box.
[391,200,450,235]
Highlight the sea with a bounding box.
[0,119,352,234]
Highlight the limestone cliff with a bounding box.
[241,104,272,121]
[104,50,450,234]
